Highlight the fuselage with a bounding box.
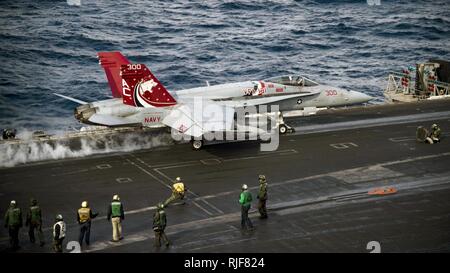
[75,75,372,128]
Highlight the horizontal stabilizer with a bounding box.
[53,93,87,104]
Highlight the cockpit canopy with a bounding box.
[264,75,319,87]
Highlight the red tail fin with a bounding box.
[98,52,131,98]
[120,64,177,107]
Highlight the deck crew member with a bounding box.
[107,194,124,242]
[153,203,170,248]
[164,177,186,207]
[4,200,23,251]
[53,214,66,253]
[257,175,268,219]
[26,198,45,246]
[239,184,254,230]
[424,123,442,144]
[77,201,98,247]
[430,123,442,143]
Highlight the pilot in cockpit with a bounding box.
[245,84,258,96]
[253,84,258,94]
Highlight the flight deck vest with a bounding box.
[173,182,185,193]
[111,201,122,218]
[432,128,441,138]
[53,221,66,239]
[78,208,91,223]
[153,210,166,229]
[159,210,167,228]
[258,183,268,200]
[30,206,41,223]
[7,208,21,226]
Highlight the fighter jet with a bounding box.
[55,52,372,149]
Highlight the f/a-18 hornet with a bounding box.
[55,52,372,149]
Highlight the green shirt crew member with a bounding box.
[431,124,441,142]
[26,198,45,246]
[257,175,268,219]
[107,195,125,242]
[153,203,170,247]
[239,184,254,230]
[4,200,23,250]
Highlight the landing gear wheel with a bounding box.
[191,140,203,150]
[279,124,288,134]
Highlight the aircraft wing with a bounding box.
[216,92,319,108]
[162,98,235,137]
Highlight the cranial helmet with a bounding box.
[242,184,248,190]
[176,177,181,182]
[56,214,63,221]
[157,203,164,209]
[432,124,438,129]
[113,194,120,201]
[81,201,88,208]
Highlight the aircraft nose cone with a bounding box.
[349,90,373,104]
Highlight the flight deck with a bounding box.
[1,99,449,253]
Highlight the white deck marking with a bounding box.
[150,160,198,169]
[153,165,224,215]
[200,158,222,165]
[330,142,358,149]
[116,177,132,183]
[124,158,171,189]
[132,156,223,216]
[3,152,450,245]
[97,164,112,169]
[191,200,214,216]
[223,149,298,162]
[388,137,415,142]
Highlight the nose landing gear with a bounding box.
[278,123,294,134]
[277,112,294,135]
[191,139,203,150]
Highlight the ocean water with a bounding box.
[0,0,449,133]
